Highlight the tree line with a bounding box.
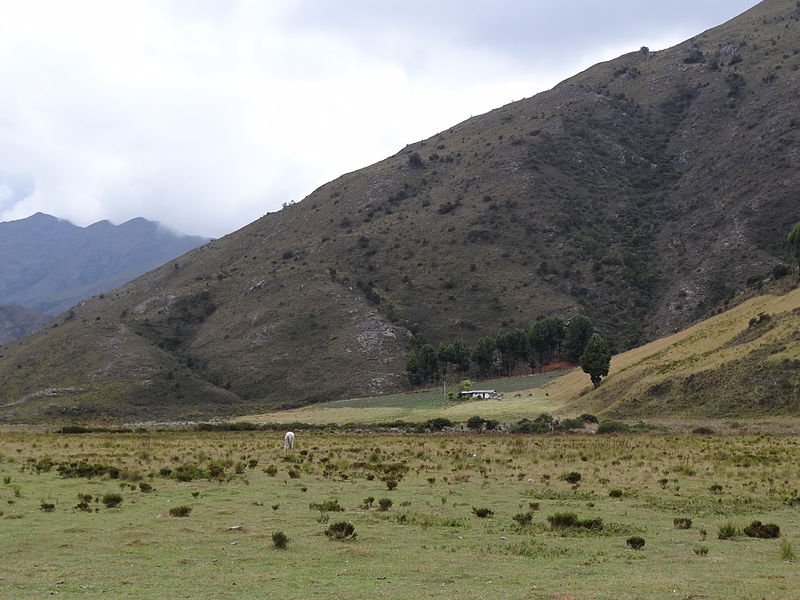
[406,314,608,386]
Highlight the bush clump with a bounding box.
[512,511,535,527]
[378,498,393,511]
[608,489,623,498]
[718,522,739,540]
[743,521,780,539]
[169,505,192,517]
[472,507,494,518]
[325,521,357,541]
[272,531,289,549]
[309,498,344,512]
[563,472,581,484]
[626,536,646,550]
[674,517,692,529]
[596,420,629,434]
[101,493,123,509]
[547,512,602,530]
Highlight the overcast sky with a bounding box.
[0,1,758,238]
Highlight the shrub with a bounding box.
[547,512,577,528]
[272,531,289,549]
[743,521,780,539]
[472,507,494,518]
[169,505,192,517]
[287,469,301,479]
[385,479,398,491]
[360,497,375,509]
[692,427,714,435]
[139,482,153,493]
[407,152,423,168]
[265,465,278,477]
[709,484,723,494]
[673,517,692,529]
[101,493,123,508]
[40,501,56,512]
[309,498,344,512]
[693,545,709,556]
[325,521,357,541]
[513,511,534,527]
[780,539,796,561]
[718,522,739,540]
[547,512,602,530]
[626,536,645,550]
[563,472,581,484]
[596,420,629,434]
[579,413,599,424]
[772,264,791,280]
[608,489,623,498]
[378,498,393,511]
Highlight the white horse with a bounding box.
[284,431,295,451]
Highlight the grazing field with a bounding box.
[243,371,570,425]
[2,430,799,599]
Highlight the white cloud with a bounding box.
[0,0,758,237]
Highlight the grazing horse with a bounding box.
[284,431,295,451]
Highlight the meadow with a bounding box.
[2,429,799,599]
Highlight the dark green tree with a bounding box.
[580,333,611,389]
[528,316,565,366]
[450,339,472,373]
[789,222,800,275]
[496,329,529,374]
[564,314,594,364]
[472,337,496,377]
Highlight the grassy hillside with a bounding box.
[1,0,799,422]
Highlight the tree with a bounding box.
[580,333,611,389]
[564,314,594,364]
[472,337,496,377]
[789,222,800,275]
[496,329,529,374]
[528,316,565,366]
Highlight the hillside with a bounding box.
[247,286,800,424]
[544,286,800,419]
[0,213,210,316]
[1,0,799,423]
[0,304,50,345]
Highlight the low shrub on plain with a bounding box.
[272,531,288,549]
[325,521,357,541]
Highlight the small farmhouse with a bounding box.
[459,389,500,400]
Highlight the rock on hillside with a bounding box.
[0,0,799,422]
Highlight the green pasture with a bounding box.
[1,430,799,599]
[244,371,569,424]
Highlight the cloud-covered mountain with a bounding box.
[0,212,210,316]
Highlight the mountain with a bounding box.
[0,304,50,345]
[1,0,799,423]
[0,212,210,316]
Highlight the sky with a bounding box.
[0,0,759,238]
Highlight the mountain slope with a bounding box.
[0,213,210,315]
[0,304,50,345]
[0,0,799,423]
[542,286,800,418]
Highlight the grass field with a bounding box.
[2,429,799,599]
[243,371,570,425]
